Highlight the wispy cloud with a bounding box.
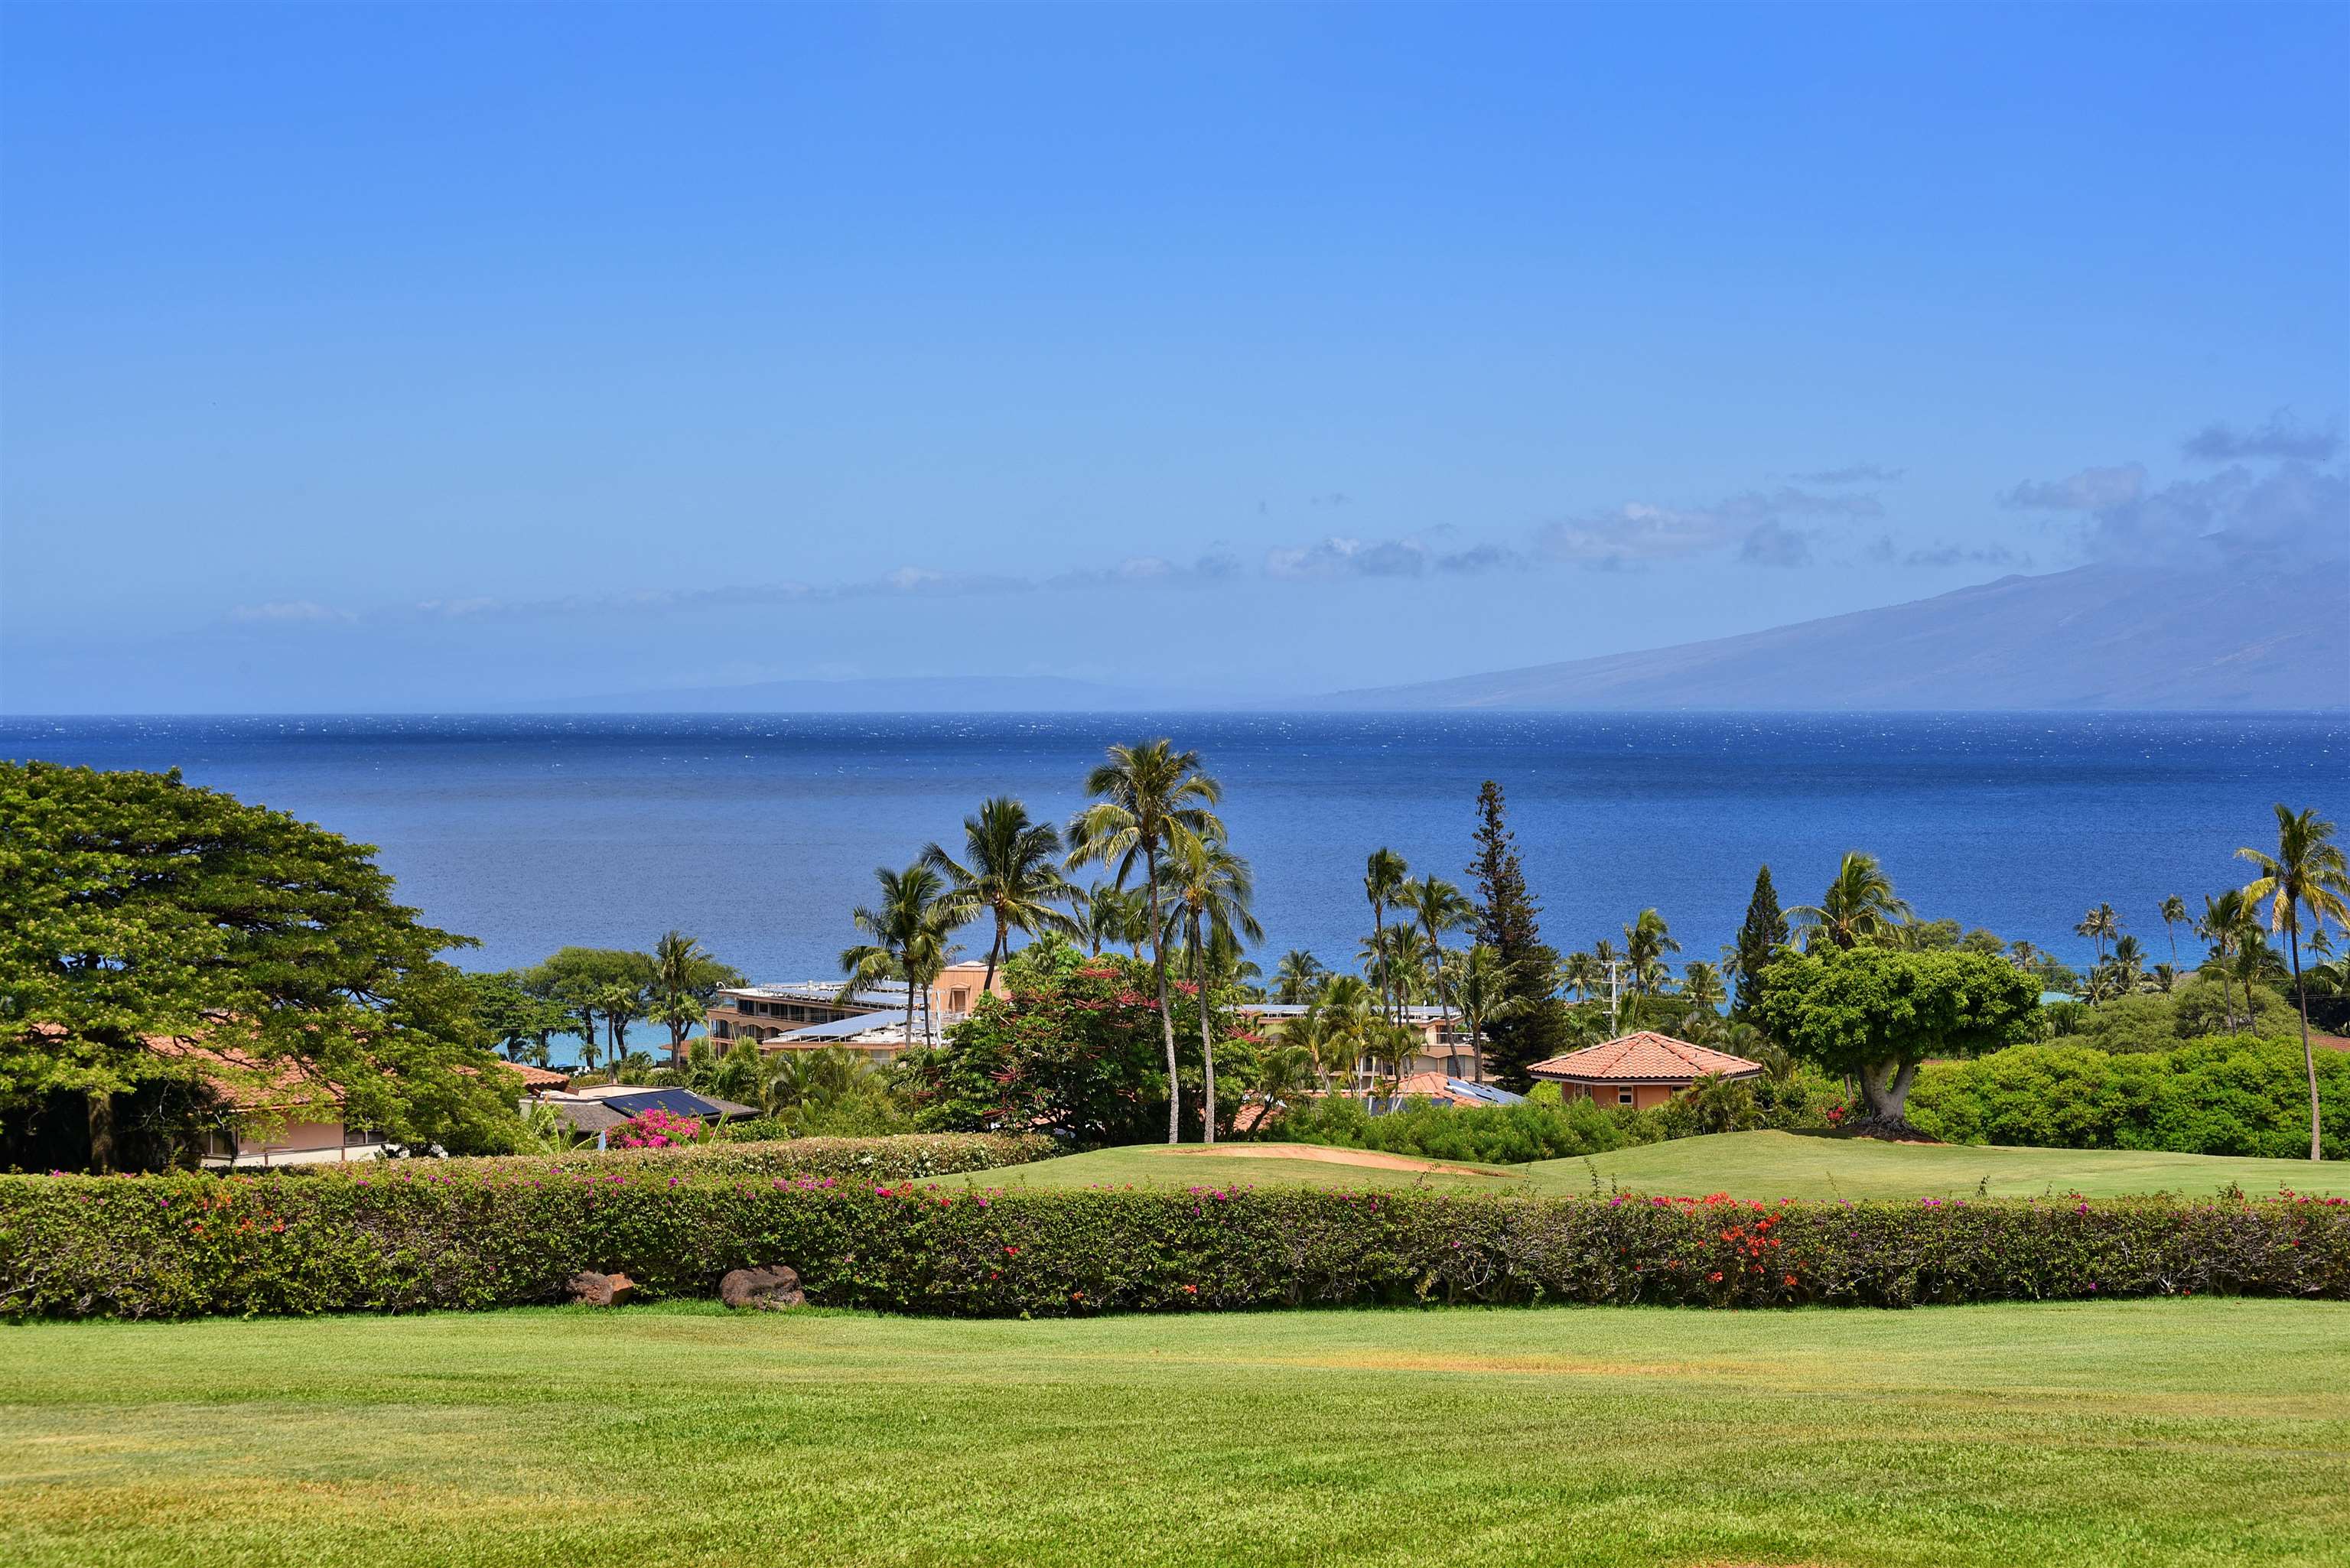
[2181,412,2340,464]
[1532,486,1879,569]
[1998,464,2147,512]
[1788,463,1905,485]
[229,600,354,624]
[1865,535,2029,570]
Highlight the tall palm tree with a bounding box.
[840,862,957,1051]
[1790,852,1913,950]
[2075,903,2121,968]
[921,795,1077,995]
[595,980,646,1063]
[1622,908,1680,996]
[1399,873,1476,1027]
[1449,943,1518,1085]
[1272,948,1327,1004]
[1320,975,1380,1096]
[2158,894,2188,974]
[1558,949,1602,1004]
[1158,832,1263,1143]
[1067,738,1224,1143]
[1681,961,1727,1013]
[650,930,715,1059]
[1362,848,1410,1022]
[1275,999,1346,1092]
[2238,804,2350,1162]
[2196,888,2260,1032]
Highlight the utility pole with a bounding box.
[1604,958,1625,1036]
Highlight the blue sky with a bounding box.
[2,2,2343,711]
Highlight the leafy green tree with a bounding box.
[520,948,656,1070]
[2238,803,2350,1161]
[1732,865,1789,1018]
[921,795,1077,995]
[1066,738,1224,1143]
[0,762,523,1169]
[1789,851,1912,950]
[1158,831,1262,1142]
[1755,946,2039,1131]
[1466,782,1568,1088]
[465,972,569,1063]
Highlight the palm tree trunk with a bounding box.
[1194,913,1217,1144]
[2292,926,2321,1162]
[1144,844,1179,1143]
[983,915,1006,998]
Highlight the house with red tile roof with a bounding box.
[142,1036,387,1167]
[1526,1031,1762,1111]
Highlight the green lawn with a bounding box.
[978,1131,2350,1202]
[5,1300,2345,1566]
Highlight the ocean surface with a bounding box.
[8,712,2342,1014]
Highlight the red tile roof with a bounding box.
[142,1036,345,1111]
[1527,1032,1762,1085]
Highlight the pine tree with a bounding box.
[1466,781,1565,1088]
[1733,864,1789,1019]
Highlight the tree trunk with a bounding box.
[982,916,1005,999]
[1195,914,1217,1143]
[86,1091,115,1174]
[1145,844,1180,1143]
[2292,928,2322,1162]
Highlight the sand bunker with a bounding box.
[1164,1144,1509,1179]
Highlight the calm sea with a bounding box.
[7,713,2342,1025]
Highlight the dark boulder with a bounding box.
[720,1264,805,1310]
[566,1270,636,1306]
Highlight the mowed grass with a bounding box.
[981,1131,2350,1202]
[5,1300,2347,1567]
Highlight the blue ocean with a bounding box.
[6,713,2342,997]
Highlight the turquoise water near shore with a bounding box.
[6,712,2340,1020]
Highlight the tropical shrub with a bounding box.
[2052,976,2300,1053]
[610,1108,707,1149]
[1909,1036,2348,1160]
[4,1169,2343,1320]
[1276,1096,1656,1163]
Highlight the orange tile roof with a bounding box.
[142,1036,345,1111]
[1527,1032,1762,1085]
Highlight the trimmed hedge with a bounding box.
[3,1168,2343,1320]
[415,1133,1056,1183]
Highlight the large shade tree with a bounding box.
[1756,946,2039,1132]
[0,762,522,1169]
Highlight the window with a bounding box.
[1617,1088,1635,1106]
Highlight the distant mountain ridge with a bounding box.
[1312,558,2346,711]
[532,674,1206,714]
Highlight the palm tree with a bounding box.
[1399,873,1476,1027]
[2106,934,2147,993]
[2075,903,2121,969]
[649,929,715,1059]
[2238,804,2350,1161]
[921,795,1077,995]
[2158,894,2188,974]
[1159,832,1263,1143]
[1274,999,1346,1093]
[1622,908,1680,996]
[1790,853,1912,950]
[1320,976,1380,1096]
[1067,738,1225,1143]
[840,862,957,1051]
[1272,949,1327,1004]
[1681,961,1727,1013]
[1449,943,1518,1085]
[2197,889,2261,1032]
[1362,848,1410,1022]
[595,979,646,1063]
[1558,949,1602,1004]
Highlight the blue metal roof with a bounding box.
[600,1088,756,1121]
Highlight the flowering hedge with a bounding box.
[421,1133,1057,1183]
[3,1170,2344,1320]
